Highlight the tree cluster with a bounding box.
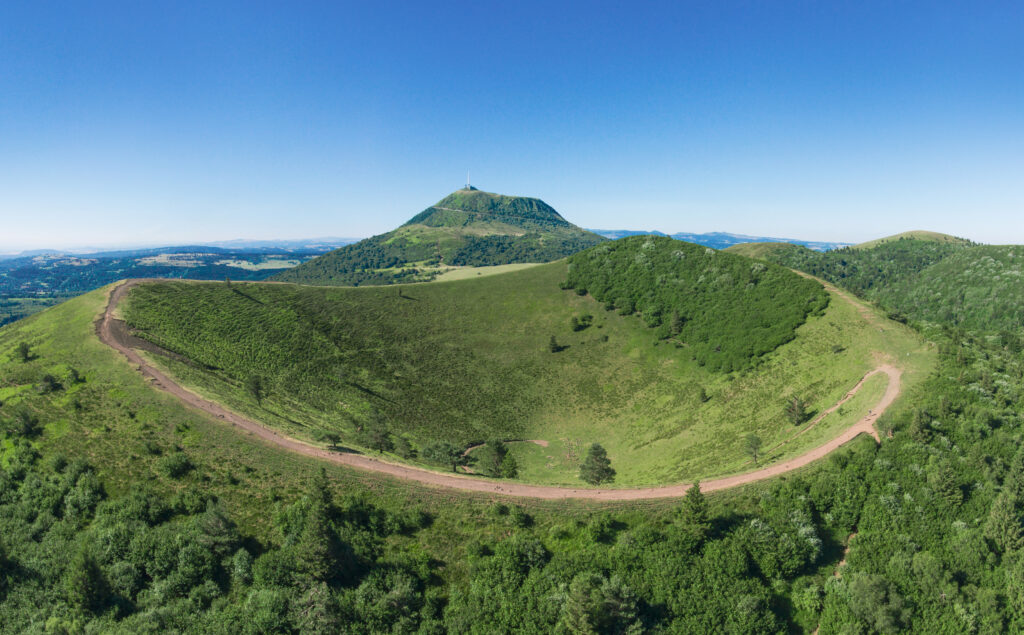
[562,237,829,372]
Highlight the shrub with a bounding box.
[158,452,193,479]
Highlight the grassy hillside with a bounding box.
[722,241,804,260]
[122,241,931,486]
[273,188,605,287]
[851,230,973,250]
[3,247,1022,632]
[4,280,826,632]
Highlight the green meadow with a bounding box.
[122,250,933,487]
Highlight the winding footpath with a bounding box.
[97,279,901,500]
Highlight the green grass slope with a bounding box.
[273,188,605,286]
[721,241,804,260]
[852,230,972,250]
[2,279,776,632]
[122,239,931,486]
[5,251,1014,633]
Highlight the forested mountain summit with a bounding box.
[273,188,605,286]
[402,187,574,230]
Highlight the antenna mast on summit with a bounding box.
[466,170,470,189]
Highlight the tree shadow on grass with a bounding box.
[345,381,397,405]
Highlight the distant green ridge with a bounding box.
[852,230,972,250]
[273,188,605,286]
[722,242,805,260]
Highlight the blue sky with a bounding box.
[1,1,1022,250]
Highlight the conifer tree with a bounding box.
[295,472,340,584]
[786,397,807,425]
[745,433,763,465]
[670,311,684,336]
[579,444,615,485]
[360,418,393,454]
[65,549,107,613]
[928,461,962,506]
[245,375,266,406]
[501,454,519,479]
[985,492,1023,553]
[678,481,711,537]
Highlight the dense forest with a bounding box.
[761,238,1024,334]
[3,331,1021,632]
[3,234,1024,632]
[563,236,829,371]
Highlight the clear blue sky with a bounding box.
[1,1,1022,250]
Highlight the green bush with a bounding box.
[158,452,193,479]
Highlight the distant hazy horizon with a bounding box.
[2,3,1021,248]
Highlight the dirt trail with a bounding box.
[97,279,901,500]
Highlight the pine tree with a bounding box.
[292,582,341,634]
[678,481,711,536]
[559,573,604,634]
[485,438,508,475]
[65,549,107,613]
[745,434,762,465]
[786,397,807,425]
[295,483,339,584]
[501,454,519,479]
[360,418,393,454]
[245,375,266,406]
[670,311,684,336]
[929,462,962,507]
[558,572,641,635]
[908,408,930,441]
[985,492,1023,553]
[579,444,615,485]
[423,441,465,472]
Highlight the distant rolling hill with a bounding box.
[0,242,354,325]
[589,229,849,251]
[851,230,973,250]
[730,231,1024,333]
[274,187,606,286]
[721,242,803,260]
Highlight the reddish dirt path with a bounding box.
[97,279,901,500]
